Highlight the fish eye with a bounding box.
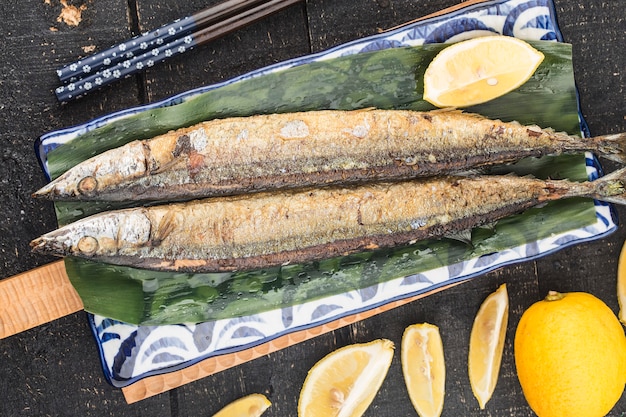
[77,236,99,255]
[78,176,98,195]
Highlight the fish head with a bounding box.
[33,141,148,200]
[30,210,152,259]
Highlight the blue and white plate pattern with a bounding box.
[36,0,616,388]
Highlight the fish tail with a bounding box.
[592,132,626,164]
[590,166,626,205]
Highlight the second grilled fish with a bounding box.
[31,167,626,272]
[33,109,626,201]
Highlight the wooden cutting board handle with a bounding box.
[0,260,83,339]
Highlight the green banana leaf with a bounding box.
[49,41,596,325]
[47,41,578,180]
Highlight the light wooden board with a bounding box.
[0,260,83,339]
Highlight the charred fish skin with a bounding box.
[30,167,626,272]
[32,109,626,202]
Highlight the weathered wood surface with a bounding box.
[0,0,624,415]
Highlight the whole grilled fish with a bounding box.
[30,167,626,272]
[33,109,626,202]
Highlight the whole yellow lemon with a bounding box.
[514,291,626,417]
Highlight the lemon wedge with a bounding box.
[423,36,544,107]
[298,339,394,417]
[401,323,445,417]
[212,393,271,417]
[468,283,509,409]
[617,240,626,325]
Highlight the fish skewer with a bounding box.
[33,109,626,202]
[31,167,626,273]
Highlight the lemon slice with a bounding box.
[468,283,509,409]
[423,36,544,107]
[401,323,445,417]
[298,339,394,417]
[617,240,626,325]
[212,393,271,417]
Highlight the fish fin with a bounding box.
[591,166,626,205]
[150,211,177,246]
[591,132,626,164]
[451,168,489,177]
[430,107,462,114]
[149,157,188,175]
[445,229,473,247]
[477,221,498,232]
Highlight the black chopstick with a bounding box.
[54,0,302,103]
[56,0,269,84]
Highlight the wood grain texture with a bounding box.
[0,260,83,339]
[135,0,310,102]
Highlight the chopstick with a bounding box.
[56,0,269,84]
[54,0,303,103]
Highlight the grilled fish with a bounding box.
[33,109,626,202]
[30,167,626,273]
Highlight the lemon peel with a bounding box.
[468,283,509,409]
[212,393,271,417]
[617,240,626,325]
[515,291,626,417]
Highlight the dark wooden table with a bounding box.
[1,0,624,415]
